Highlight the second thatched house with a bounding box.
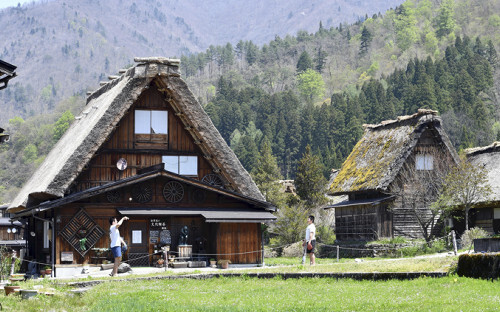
[465,142,500,235]
[327,109,459,241]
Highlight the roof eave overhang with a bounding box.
[12,169,275,219]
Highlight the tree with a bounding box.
[252,139,285,206]
[294,145,327,207]
[359,26,373,56]
[314,47,328,73]
[297,69,325,103]
[53,110,74,142]
[435,0,456,38]
[296,51,313,73]
[393,1,418,51]
[435,156,492,231]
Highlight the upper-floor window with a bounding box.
[135,110,168,134]
[162,155,198,176]
[416,154,433,170]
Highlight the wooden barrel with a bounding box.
[178,245,192,258]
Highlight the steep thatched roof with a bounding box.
[9,57,264,211]
[329,109,458,195]
[465,141,500,203]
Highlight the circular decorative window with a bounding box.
[201,174,224,188]
[163,181,184,203]
[191,188,206,204]
[132,183,153,203]
[106,189,122,203]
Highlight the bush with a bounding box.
[316,225,336,244]
[457,253,500,279]
[461,227,489,250]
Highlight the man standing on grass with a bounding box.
[305,215,316,265]
[109,216,129,276]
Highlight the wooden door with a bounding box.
[128,220,149,266]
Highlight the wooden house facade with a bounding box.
[465,142,500,235]
[8,58,275,275]
[327,110,458,241]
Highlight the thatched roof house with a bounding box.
[327,109,459,240]
[9,58,264,212]
[465,142,500,234]
[8,58,274,273]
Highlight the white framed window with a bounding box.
[416,154,433,170]
[135,110,168,134]
[162,155,198,175]
[494,208,500,219]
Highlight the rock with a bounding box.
[118,263,132,273]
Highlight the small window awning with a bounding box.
[117,207,276,223]
[325,195,395,209]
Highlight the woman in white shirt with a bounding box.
[109,216,129,276]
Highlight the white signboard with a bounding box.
[132,230,142,244]
[61,252,74,262]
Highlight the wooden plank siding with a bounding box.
[216,223,261,264]
[74,86,213,192]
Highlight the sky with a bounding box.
[0,0,39,9]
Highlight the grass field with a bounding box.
[2,275,499,311]
[1,255,496,311]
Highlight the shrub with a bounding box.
[461,227,489,250]
[457,253,500,279]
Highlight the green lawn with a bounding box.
[2,275,499,311]
[1,255,495,311]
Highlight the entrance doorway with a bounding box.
[128,220,149,266]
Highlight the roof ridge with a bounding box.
[465,141,500,156]
[363,109,438,130]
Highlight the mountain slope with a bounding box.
[0,0,403,123]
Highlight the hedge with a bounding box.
[457,253,500,279]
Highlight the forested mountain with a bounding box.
[0,0,402,124]
[1,0,499,204]
[180,0,500,179]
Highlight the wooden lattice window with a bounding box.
[59,209,105,257]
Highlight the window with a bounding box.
[416,154,433,170]
[162,155,198,175]
[135,110,168,134]
[494,208,500,219]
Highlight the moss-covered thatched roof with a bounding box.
[328,109,458,195]
[9,57,264,211]
[465,141,500,203]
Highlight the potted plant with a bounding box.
[44,266,52,277]
[40,268,46,277]
[209,258,217,268]
[217,259,231,269]
[4,282,21,296]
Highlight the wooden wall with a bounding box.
[335,204,391,241]
[216,223,261,264]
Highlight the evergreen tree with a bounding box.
[487,40,498,68]
[252,138,285,205]
[296,51,313,73]
[314,47,328,73]
[359,26,373,56]
[294,145,327,207]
